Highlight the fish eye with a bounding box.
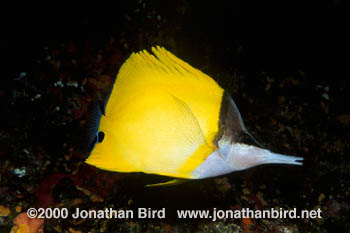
[238,132,257,146]
[97,131,105,143]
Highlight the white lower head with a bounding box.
[192,93,303,179]
[192,139,303,179]
[225,143,303,171]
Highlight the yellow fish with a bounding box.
[86,46,303,186]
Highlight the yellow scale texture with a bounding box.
[86,46,224,178]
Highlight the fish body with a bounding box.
[86,46,303,183]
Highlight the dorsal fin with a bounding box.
[114,46,220,89]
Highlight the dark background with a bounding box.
[2,1,348,79]
[1,0,349,232]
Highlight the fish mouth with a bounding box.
[262,152,304,166]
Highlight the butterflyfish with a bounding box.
[85,46,303,186]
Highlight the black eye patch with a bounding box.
[97,131,105,143]
[238,132,261,147]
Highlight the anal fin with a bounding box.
[145,179,188,187]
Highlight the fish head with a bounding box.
[219,138,303,172]
[215,92,303,172]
